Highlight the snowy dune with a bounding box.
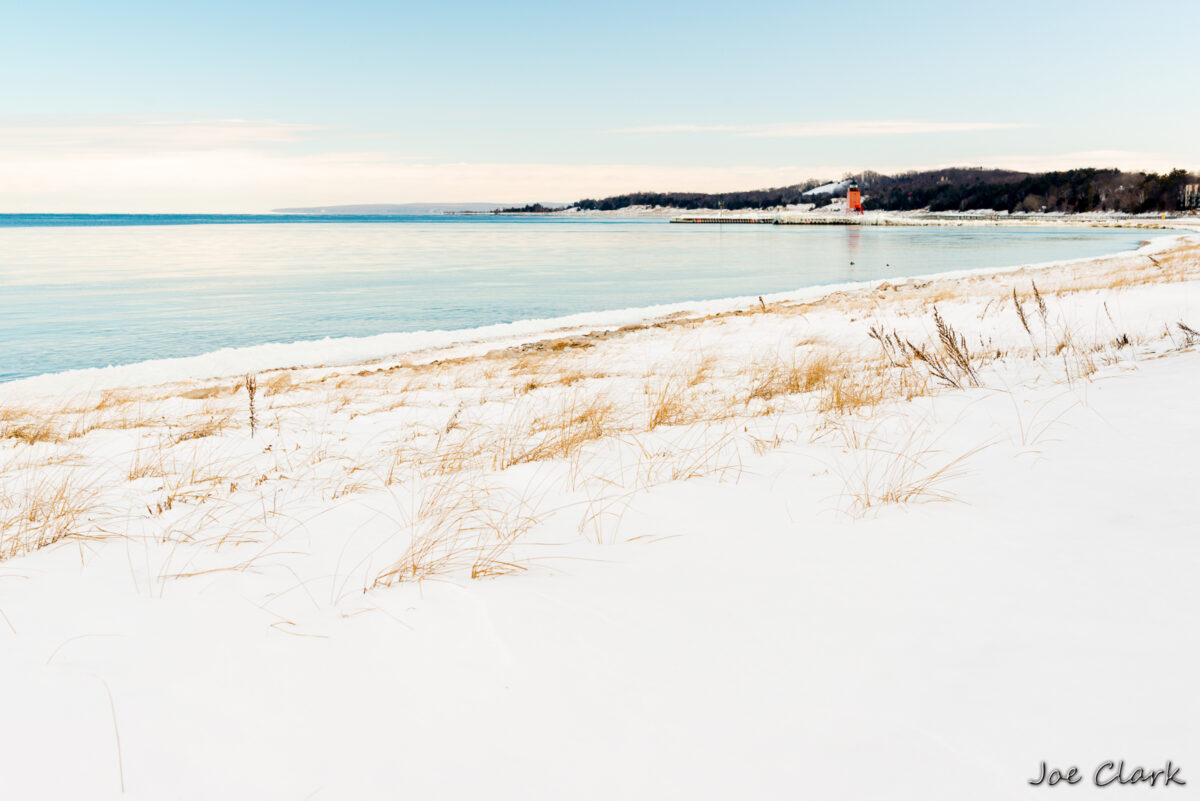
[2,234,1200,799]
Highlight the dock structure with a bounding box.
[773,214,871,225]
[669,214,778,224]
[670,213,872,225]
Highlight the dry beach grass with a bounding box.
[1,235,1198,582]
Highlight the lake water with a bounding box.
[0,215,1154,383]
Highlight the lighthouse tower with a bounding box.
[847,180,864,214]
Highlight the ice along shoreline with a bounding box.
[2,228,1195,403]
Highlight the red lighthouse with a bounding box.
[847,180,864,214]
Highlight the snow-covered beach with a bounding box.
[3,231,1200,799]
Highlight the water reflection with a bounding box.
[845,228,861,274]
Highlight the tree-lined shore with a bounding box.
[546,167,1199,215]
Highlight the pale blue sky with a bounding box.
[2,0,1196,210]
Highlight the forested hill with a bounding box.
[570,180,828,213]
[571,168,1199,214]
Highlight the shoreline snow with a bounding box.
[3,230,1193,403]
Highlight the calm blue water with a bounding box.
[0,215,1154,383]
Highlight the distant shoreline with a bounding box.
[670,209,1200,229]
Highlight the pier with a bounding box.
[669,215,778,224]
[772,215,871,225]
[670,213,871,225]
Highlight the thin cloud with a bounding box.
[604,123,747,134]
[0,149,846,212]
[0,116,323,153]
[608,120,1032,137]
[746,120,1032,137]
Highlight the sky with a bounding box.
[2,0,1197,212]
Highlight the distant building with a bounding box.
[1182,184,1200,210]
[847,180,864,214]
